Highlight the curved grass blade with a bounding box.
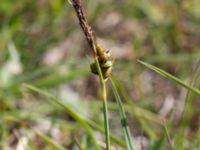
[24,84,101,150]
[110,78,135,150]
[138,60,200,95]
[31,127,66,150]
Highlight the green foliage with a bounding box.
[25,83,101,150]
[110,78,135,150]
[138,60,200,95]
[0,0,200,149]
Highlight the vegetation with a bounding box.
[0,0,200,149]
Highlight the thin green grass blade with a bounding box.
[174,60,200,148]
[180,60,200,126]
[165,126,174,149]
[138,60,200,95]
[111,78,157,139]
[137,118,156,140]
[24,84,101,150]
[148,132,166,150]
[110,78,135,150]
[31,127,66,150]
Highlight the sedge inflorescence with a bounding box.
[90,44,113,79]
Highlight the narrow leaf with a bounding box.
[31,127,66,150]
[24,84,100,150]
[138,60,200,95]
[110,78,135,150]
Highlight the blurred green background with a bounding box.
[0,0,200,149]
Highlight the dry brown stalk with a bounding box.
[72,0,97,57]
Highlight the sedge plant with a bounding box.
[71,0,135,149]
[25,0,135,149]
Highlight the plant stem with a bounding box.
[71,1,110,148]
[103,100,110,150]
[95,58,110,150]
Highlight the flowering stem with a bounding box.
[95,57,110,150]
[71,0,110,149]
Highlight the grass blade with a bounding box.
[174,60,200,148]
[148,133,166,150]
[31,127,66,150]
[24,84,100,150]
[110,78,135,150]
[138,60,200,95]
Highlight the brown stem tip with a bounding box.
[72,0,97,57]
